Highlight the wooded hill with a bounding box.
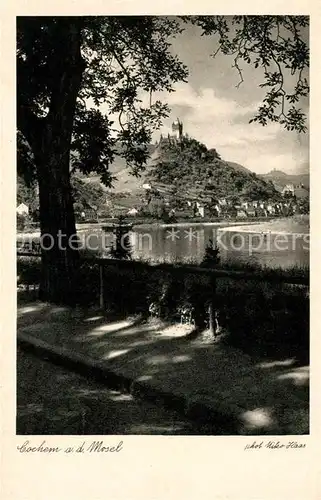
[18,136,284,216]
[146,137,280,203]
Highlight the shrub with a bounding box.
[16,254,309,361]
[109,216,132,260]
[201,239,220,267]
[17,213,28,231]
[17,256,41,286]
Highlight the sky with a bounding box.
[151,20,309,175]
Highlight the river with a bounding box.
[79,218,309,269]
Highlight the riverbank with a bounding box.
[220,216,309,236]
[136,221,259,229]
[17,215,309,235]
[15,221,252,238]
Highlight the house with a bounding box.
[266,203,274,214]
[16,203,29,216]
[193,201,206,217]
[83,209,98,221]
[237,209,247,218]
[282,184,295,196]
[127,207,139,216]
[247,208,256,217]
[198,205,205,217]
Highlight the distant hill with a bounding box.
[263,169,288,178]
[260,169,310,192]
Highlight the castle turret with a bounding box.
[172,118,183,140]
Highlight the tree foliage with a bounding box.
[17,175,37,207]
[201,239,220,268]
[17,174,106,214]
[71,176,105,210]
[17,16,189,301]
[17,16,188,186]
[109,216,133,260]
[184,15,309,132]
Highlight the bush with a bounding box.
[216,278,309,361]
[17,213,28,231]
[17,253,309,361]
[109,216,132,260]
[17,256,41,286]
[201,239,220,267]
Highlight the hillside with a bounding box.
[79,155,142,193]
[146,137,279,203]
[78,147,157,194]
[77,137,282,209]
[225,161,251,174]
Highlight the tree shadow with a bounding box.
[17,348,201,435]
[17,298,309,435]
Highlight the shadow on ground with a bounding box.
[17,297,309,435]
[17,348,201,435]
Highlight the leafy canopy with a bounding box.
[71,177,105,211]
[185,15,309,132]
[17,16,188,186]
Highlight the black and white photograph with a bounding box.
[16,15,309,437]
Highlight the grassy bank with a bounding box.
[17,255,309,363]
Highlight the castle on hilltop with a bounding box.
[171,118,183,140]
[159,118,184,144]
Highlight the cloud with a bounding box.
[152,83,308,174]
[233,152,306,175]
[93,78,308,175]
[155,83,258,120]
[154,83,279,146]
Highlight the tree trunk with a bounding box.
[36,144,80,304]
[19,19,86,304]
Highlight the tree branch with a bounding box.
[232,49,244,89]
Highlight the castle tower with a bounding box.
[172,118,183,141]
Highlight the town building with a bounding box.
[282,184,295,196]
[16,203,29,216]
[127,207,139,216]
[237,209,247,218]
